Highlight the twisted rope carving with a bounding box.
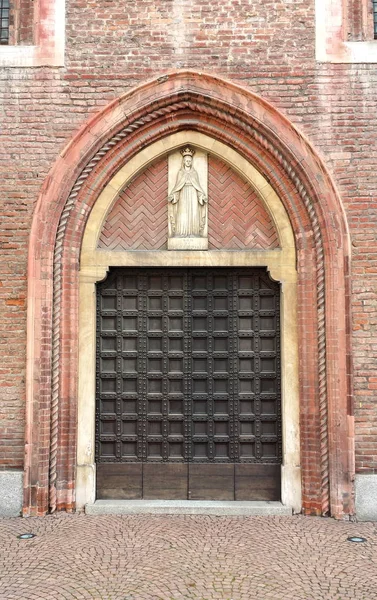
[49,103,191,511]
[250,135,329,514]
[50,96,328,514]
[183,100,329,512]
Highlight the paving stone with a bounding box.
[0,513,376,599]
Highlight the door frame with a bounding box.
[76,131,301,511]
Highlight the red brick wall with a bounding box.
[0,0,376,482]
[17,0,34,44]
[347,0,375,41]
[208,156,279,250]
[98,158,169,251]
[8,0,34,45]
[66,0,314,72]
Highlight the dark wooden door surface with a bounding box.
[96,268,281,500]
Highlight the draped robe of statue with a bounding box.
[169,164,207,237]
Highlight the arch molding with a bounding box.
[25,71,353,518]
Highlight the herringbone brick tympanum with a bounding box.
[98,158,169,250]
[208,156,279,250]
[98,155,279,251]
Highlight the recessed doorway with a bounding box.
[96,267,281,501]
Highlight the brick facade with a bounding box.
[98,158,169,251]
[347,0,375,41]
[10,0,34,45]
[0,0,376,518]
[207,156,279,250]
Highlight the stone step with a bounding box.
[85,500,292,516]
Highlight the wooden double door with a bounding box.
[96,268,282,500]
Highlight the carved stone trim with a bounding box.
[49,93,329,514]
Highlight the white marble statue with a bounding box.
[168,147,207,237]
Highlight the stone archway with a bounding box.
[77,131,299,511]
[25,71,353,518]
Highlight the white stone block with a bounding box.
[356,474,377,521]
[0,471,23,517]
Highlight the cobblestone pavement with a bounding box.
[0,513,377,600]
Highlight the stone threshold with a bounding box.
[85,500,292,516]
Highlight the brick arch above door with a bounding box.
[26,71,353,519]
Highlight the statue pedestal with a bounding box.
[168,237,208,250]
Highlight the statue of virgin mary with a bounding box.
[168,147,207,237]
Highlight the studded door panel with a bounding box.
[96,268,281,500]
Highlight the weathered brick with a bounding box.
[0,0,376,517]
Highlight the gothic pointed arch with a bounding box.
[25,71,353,518]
